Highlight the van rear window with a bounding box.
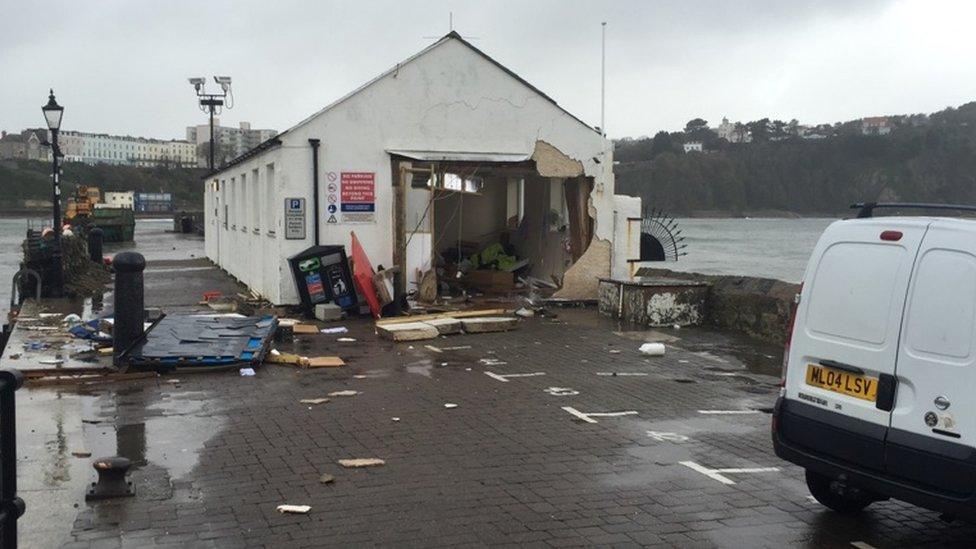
[904,249,976,360]
[806,242,905,345]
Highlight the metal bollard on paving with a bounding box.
[88,228,103,263]
[86,457,135,500]
[112,252,145,365]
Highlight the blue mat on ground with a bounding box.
[124,314,277,370]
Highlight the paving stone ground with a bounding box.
[31,301,976,548]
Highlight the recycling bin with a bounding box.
[288,245,358,315]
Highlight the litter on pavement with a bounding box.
[338,458,385,468]
[639,342,666,356]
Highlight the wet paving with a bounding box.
[11,244,976,547]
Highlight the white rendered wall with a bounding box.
[206,38,620,304]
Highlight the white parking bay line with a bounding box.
[679,461,780,485]
[562,406,598,423]
[697,410,760,415]
[562,407,638,424]
[595,372,649,376]
[484,371,546,383]
[850,542,878,549]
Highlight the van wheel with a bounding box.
[805,470,873,513]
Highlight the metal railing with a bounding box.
[0,369,24,549]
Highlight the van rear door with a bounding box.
[887,219,976,495]
[784,219,928,471]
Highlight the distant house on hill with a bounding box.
[715,117,751,143]
[861,116,892,136]
[683,141,703,153]
[0,129,51,161]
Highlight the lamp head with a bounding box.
[42,89,64,131]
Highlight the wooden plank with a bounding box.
[292,324,319,334]
[265,350,310,368]
[23,366,115,378]
[376,322,439,342]
[461,316,520,333]
[307,356,345,368]
[25,371,157,387]
[424,317,462,335]
[375,308,510,326]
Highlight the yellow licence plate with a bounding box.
[805,364,878,402]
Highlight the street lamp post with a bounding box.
[188,77,233,171]
[42,89,65,298]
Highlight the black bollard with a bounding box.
[112,252,145,365]
[86,456,135,500]
[88,227,104,263]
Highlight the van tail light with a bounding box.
[781,282,803,387]
[880,230,903,241]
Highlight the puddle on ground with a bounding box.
[405,359,434,377]
[79,386,225,483]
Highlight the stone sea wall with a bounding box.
[634,267,800,344]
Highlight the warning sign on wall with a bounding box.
[339,172,376,223]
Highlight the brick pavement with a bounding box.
[45,308,976,548]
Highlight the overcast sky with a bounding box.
[2,0,975,140]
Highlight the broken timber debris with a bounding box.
[459,317,519,333]
[307,356,345,368]
[276,505,311,514]
[265,349,310,368]
[292,324,320,334]
[375,309,520,342]
[376,322,439,342]
[375,308,509,326]
[424,317,462,335]
[338,458,385,468]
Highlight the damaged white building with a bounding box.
[204,32,642,305]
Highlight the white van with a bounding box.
[774,203,976,519]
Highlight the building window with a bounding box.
[265,163,276,235]
[240,173,247,231]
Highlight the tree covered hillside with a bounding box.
[0,160,206,210]
[615,102,976,216]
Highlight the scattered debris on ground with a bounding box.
[376,322,439,342]
[293,324,319,334]
[300,398,330,405]
[328,390,359,397]
[444,403,458,409]
[639,342,666,356]
[318,474,335,484]
[338,458,385,468]
[276,505,311,514]
[375,308,519,341]
[307,356,345,368]
[266,349,310,368]
[459,316,518,333]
